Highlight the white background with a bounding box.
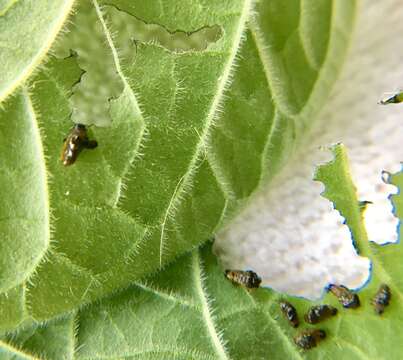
[215,0,403,299]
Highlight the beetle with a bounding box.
[304,305,337,324]
[328,284,360,308]
[61,123,98,166]
[372,284,391,315]
[279,301,299,328]
[358,200,372,212]
[224,270,261,289]
[379,91,403,105]
[294,329,326,350]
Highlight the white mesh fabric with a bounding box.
[214,0,403,299]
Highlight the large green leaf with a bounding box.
[2,144,401,359]
[0,0,356,331]
[0,0,75,103]
[0,88,50,294]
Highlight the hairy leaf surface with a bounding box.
[0,0,356,331]
[0,0,75,103]
[2,145,401,359]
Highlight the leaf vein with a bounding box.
[0,340,41,360]
[0,0,19,17]
[81,345,215,360]
[193,251,230,360]
[16,88,51,289]
[92,0,147,207]
[158,0,253,265]
[0,0,76,103]
[335,337,369,360]
[135,282,197,309]
[248,292,303,360]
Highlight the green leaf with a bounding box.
[2,243,304,360]
[3,144,401,359]
[303,145,403,359]
[0,0,75,103]
[0,0,356,331]
[0,315,75,360]
[0,89,50,294]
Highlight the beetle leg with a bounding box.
[85,140,98,149]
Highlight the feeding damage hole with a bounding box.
[214,182,372,300]
[105,5,223,53]
[52,2,223,127]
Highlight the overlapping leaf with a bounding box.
[2,144,401,359]
[0,0,356,331]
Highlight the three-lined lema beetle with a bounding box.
[328,284,360,309]
[279,301,299,328]
[372,284,391,315]
[61,124,98,166]
[304,305,338,324]
[294,329,326,350]
[224,270,262,289]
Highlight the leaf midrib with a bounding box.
[158,0,253,266]
[81,345,216,360]
[92,0,147,208]
[3,88,52,295]
[193,251,230,360]
[0,0,19,17]
[246,291,304,360]
[0,339,40,360]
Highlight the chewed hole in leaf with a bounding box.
[214,145,372,300]
[363,169,400,245]
[214,0,403,297]
[52,2,222,128]
[105,5,223,53]
[52,1,125,127]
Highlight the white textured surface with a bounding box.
[214,0,403,299]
